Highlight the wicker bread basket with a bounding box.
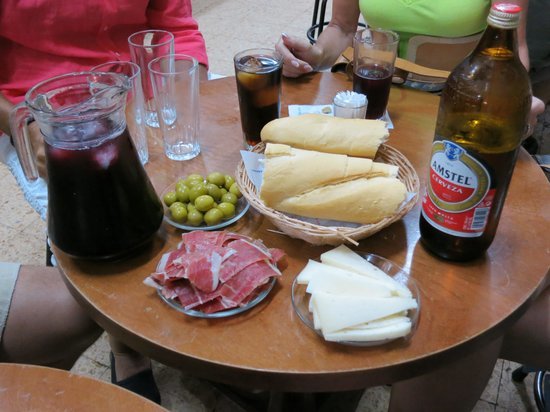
[236,142,420,246]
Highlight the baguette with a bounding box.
[261,144,398,206]
[274,177,407,225]
[260,114,388,158]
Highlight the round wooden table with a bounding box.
[56,72,549,392]
[0,363,166,411]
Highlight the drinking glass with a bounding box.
[128,30,174,128]
[234,48,283,149]
[148,54,200,161]
[353,29,399,119]
[91,61,149,164]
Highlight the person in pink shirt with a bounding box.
[0,0,208,405]
[0,0,208,104]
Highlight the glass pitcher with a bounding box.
[10,72,163,260]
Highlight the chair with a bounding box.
[307,0,365,44]
[512,365,548,412]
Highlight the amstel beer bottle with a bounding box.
[419,3,532,261]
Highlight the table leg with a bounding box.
[212,383,364,411]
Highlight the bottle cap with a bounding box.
[488,3,522,29]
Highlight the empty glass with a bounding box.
[148,54,200,161]
[128,30,175,128]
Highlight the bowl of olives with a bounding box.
[161,172,250,231]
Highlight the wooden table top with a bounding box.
[0,363,166,411]
[56,72,550,392]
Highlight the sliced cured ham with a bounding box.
[144,230,286,314]
[218,260,279,307]
[218,239,274,283]
[184,251,222,293]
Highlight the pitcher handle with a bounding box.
[9,103,39,181]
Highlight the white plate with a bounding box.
[158,277,276,318]
[291,253,420,346]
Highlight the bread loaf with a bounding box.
[261,144,399,207]
[260,114,388,158]
[274,177,407,224]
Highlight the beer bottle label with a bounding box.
[421,140,495,238]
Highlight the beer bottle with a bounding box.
[419,3,532,261]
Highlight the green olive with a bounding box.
[221,192,238,205]
[220,188,228,196]
[204,208,224,226]
[189,184,208,203]
[224,175,235,190]
[163,190,177,206]
[186,173,204,183]
[217,202,236,219]
[207,172,226,187]
[187,203,197,212]
[175,185,190,203]
[186,209,204,226]
[175,179,188,191]
[169,202,188,222]
[186,178,204,188]
[194,195,215,212]
[206,183,223,201]
[229,183,242,198]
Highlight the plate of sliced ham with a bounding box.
[144,230,286,318]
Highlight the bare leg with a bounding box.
[500,286,550,369]
[108,334,161,404]
[0,265,102,369]
[109,335,151,380]
[389,337,503,412]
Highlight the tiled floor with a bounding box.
[1,0,546,410]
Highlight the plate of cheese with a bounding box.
[291,245,420,346]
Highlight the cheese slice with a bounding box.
[310,292,417,334]
[320,245,412,298]
[296,259,399,292]
[323,318,412,342]
[296,259,321,285]
[344,314,410,329]
[305,265,393,298]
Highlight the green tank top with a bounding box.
[358,0,490,57]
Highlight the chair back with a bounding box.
[307,0,365,44]
[405,33,482,83]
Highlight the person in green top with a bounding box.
[276,0,543,136]
[276,1,548,410]
[358,0,490,58]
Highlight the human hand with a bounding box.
[27,121,47,180]
[525,96,545,138]
[275,33,319,78]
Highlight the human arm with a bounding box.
[275,0,360,77]
[147,0,209,81]
[504,0,545,136]
[0,93,14,137]
[1,92,47,178]
[510,0,530,70]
